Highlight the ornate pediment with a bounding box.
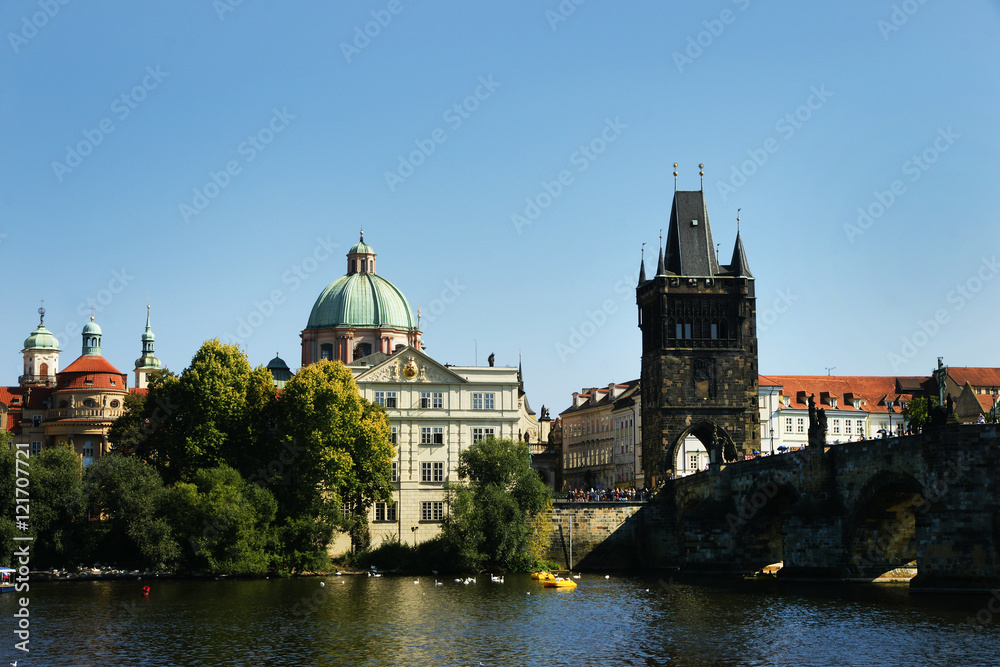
[354,347,467,385]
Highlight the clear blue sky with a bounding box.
[2,1,999,414]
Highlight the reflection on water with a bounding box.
[5,574,999,666]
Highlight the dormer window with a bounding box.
[85,379,94,386]
[691,219,699,226]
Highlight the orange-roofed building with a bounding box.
[2,308,165,465]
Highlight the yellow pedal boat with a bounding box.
[542,577,577,589]
[531,571,555,581]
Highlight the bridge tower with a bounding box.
[636,189,760,483]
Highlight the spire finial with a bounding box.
[641,242,645,261]
[673,163,678,192]
[737,208,741,234]
[38,300,45,325]
[699,163,705,191]
[360,228,364,243]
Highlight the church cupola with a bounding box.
[346,230,376,275]
[82,316,102,356]
[21,306,60,387]
[134,306,163,389]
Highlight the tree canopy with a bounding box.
[440,437,551,572]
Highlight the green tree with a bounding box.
[440,437,551,573]
[83,454,179,569]
[277,360,394,552]
[111,341,279,483]
[32,446,87,566]
[163,465,277,574]
[0,435,17,566]
[902,396,936,431]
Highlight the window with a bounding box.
[374,502,397,522]
[421,392,442,409]
[796,417,805,433]
[30,441,41,457]
[82,440,94,467]
[421,427,443,445]
[421,461,444,482]
[472,427,495,443]
[421,501,444,521]
[391,461,398,482]
[110,400,120,408]
[472,393,495,410]
[689,454,698,471]
[785,417,793,432]
[857,419,864,434]
[321,343,334,360]
[375,391,398,408]
[832,419,840,435]
[390,426,397,444]
[844,421,852,435]
[32,415,41,428]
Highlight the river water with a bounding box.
[5,574,999,666]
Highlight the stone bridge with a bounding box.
[539,424,1000,591]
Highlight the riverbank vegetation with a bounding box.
[3,341,550,576]
[1,340,394,576]
[340,437,554,574]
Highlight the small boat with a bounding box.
[542,577,577,589]
[531,571,555,581]
[1,568,15,593]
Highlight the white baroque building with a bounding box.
[348,347,522,544]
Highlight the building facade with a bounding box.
[636,190,760,485]
[346,348,522,544]
[560,381,638,491]
[1,308,156,465]
[300,236,544,547]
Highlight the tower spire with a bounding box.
[638,243,646,285]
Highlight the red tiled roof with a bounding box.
[130,387,148,396]
[947,367,1000,388]
[57,355,128,391]
[761,375,913,414]
[61,355,126,375]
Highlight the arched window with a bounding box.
[39,362,48,376]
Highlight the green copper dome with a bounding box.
[349,239,375,255]
[82,319,102,336]
[307,273,417,330]
[24,323,59,351]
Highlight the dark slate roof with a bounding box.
[664,191,720,276]
[724,232,753,278]
[267,355,292,382]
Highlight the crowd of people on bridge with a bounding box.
[564,487,650,502]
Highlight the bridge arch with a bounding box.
[731,472,800,572]
[846,471,933,581]
[665,421,739,478]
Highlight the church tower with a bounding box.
[20,307,60,387]
[134,306,163,390]
[636,190,759,483]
